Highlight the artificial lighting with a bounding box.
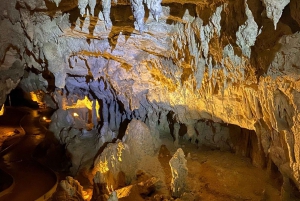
[66,96,100,119]
[73,112,79,117]
[0,104,4,116]
[43,116,47,121]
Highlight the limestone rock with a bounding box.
[262,0,290,29]
[169,148,188,198]
[53,176,85,201]
[122,119,157,157]
[236,0,261,58]
[108,191,118,201]
[1,0,300,195]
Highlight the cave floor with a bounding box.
[107,134,282,201]
[0,107,26,153]
[152,135,282,201]
[0,108,56,201]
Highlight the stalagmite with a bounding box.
[2,0,300,198]
[169,148,188,198]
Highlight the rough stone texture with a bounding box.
[290,0,300,26]
[108,191,118,201]
[123,119,157,157]
[236,1,261,58]
[52,176,85,201]
[169,148,188,198]
[93,119,163,191]
[1,0,300,195]
[195,120,232,151]
[262,0,289,29]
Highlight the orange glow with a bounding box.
[98,158,109,173]
[0,104,4,116]
[30,92,39,102]
[82,190,91,200]
[116,185,133,198]
[66,96,100,119]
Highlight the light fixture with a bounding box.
[73,112,79,117]
[43,116,47,121]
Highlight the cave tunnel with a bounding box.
[1,0,300,200]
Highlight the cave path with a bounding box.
[0,108,56,201]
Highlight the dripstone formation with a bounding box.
[1,0,300,200]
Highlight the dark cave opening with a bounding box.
[4,87,39,108]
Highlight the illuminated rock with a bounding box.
[82,9,90,34]
[236,0,261,58]
[108,191,118,201]
[1,0,300,196]
[93,119,162,191]
[262,0,290,29]
[53,176,85,201]
[169,148,188,198]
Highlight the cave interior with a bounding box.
[1,0,300,200]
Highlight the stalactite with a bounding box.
[103,99,109,123]
[144,0,162,21]
[78,0,89,17]
[102,0,113,29]
[261,0,290,29]
[88,0,96,16]
[109,100,117,131]
[92,99,98,127]
[116,102,121,129]
[130,0,145,33]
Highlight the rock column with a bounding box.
[169,148,188,198]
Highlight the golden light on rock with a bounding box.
[98,158,109,173]
[0,104,4,116]
[30,92,39,102]
[66,96,100,119]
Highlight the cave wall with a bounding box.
[1,0,300,191]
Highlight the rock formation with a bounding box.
[52,176,85,201]
[1,0,300,199]
[169,148,188,198]
[92,119,162,191]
